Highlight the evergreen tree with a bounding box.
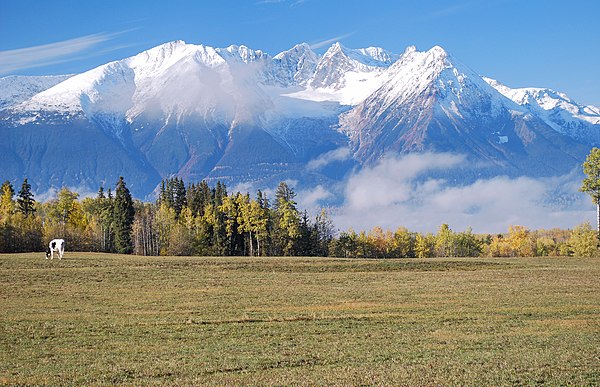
[214,181,227,206]
[159,180,168,206]
[199,181,212,214]
[297,210,314,256]
[329,230,358,258]
[16,178,36,217]
[173,177,187,219]
[113,177,135,254]
[187,180,212,217]
[186,183,200,216]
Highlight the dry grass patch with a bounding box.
[1,253,599,385]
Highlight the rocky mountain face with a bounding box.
[0,40,597,198]
[484,77,600,146]
[339,46,588,177]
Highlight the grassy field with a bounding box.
[0,253,598,385]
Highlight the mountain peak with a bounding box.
[331,41,344,50]
[428,45,448,56]
[218,44,269,63]
[274,42,314,59]
[322,42,346,58]
[485,77,600,143]
[402,45,417,55]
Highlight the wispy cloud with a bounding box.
[307,147,351,171]
[298,185,333,209]
[309,32,355,50]
[0,30,134,75]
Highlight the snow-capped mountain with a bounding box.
[309,42,398,90]
[272,43,319,86]
[0,40,596,198]
[339,45,587,176]
[484,77,600,145]
[283,42,396,106]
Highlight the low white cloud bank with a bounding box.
[306,147,351,171]
[297,185,334,209]
[332,153,595,234]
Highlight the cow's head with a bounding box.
[45,248,51,258]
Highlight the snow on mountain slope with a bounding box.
[0,74,73,110]
[10,40,400,125]
[272,43,319,86]
[373,46,522,117]
[340,45,523,148]
[12,41,275,125]
[283,42,398,106]
[18,60,136,115]
[3,40,596,198]
[338,45,587,177]
[484,77,600,144]
[309,42,396,90]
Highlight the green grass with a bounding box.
[0,253,599,385]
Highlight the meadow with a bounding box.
[0,253,598,385]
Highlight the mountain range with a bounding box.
[1,40,598,199]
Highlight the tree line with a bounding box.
[0,176,597,258]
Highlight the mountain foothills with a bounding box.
[1,40,598,199]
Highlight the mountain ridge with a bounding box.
[1,40,597,199]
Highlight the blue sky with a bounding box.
[1,0,599,105]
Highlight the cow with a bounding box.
[46,239,65,260]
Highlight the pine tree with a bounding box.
[16,178,36,217]
[113,177,135,254]
[173,178,187,219]
[214,181,227,206]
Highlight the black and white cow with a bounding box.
[46,239,65,260]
